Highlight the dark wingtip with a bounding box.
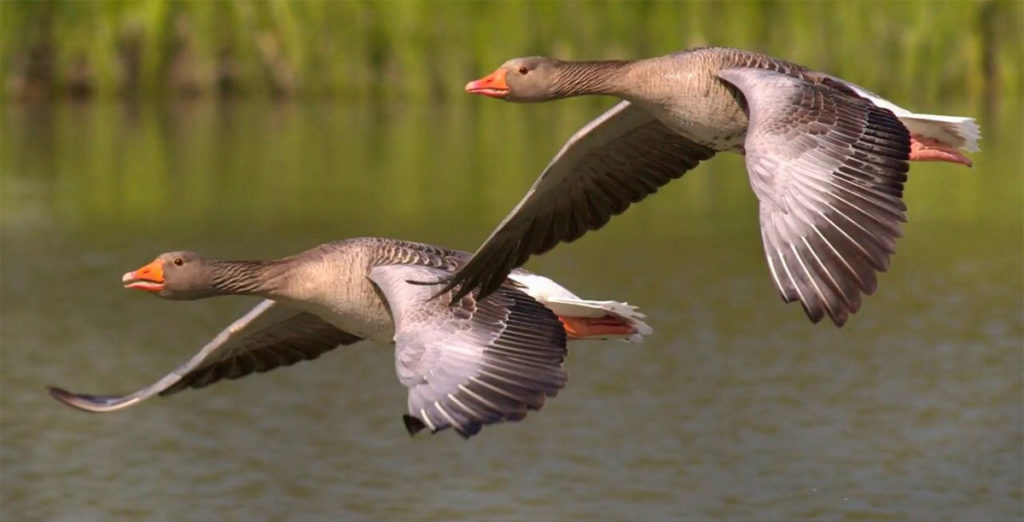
[830,309,850,328]
[405,276,453,305]
[46,385,74,403]
[459,274,503,306]
[422,276,462,303]
[430,275,475,306]
[454,423,482,440]
[44,385,135,413]
[46,385,97,411]
[402,414,426,436]
[447,285,476,307]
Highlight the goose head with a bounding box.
[465,56,562,102]
[122,251,218,300]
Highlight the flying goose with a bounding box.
[48,237,651,438]
[443,46,979,326]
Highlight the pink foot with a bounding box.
[558,315,636,340]
[910,134,973,167]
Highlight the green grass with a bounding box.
[1,0,1021,104]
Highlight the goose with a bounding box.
[442,46,980,326]
[47,237,651,438]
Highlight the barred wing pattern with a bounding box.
[370,264,567,438]
[718,68,910,326]
[48,299,362,412]
[441,101,716,302]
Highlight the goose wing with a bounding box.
[805,71,980,152]
[718,68,910,326]
[440,101,716,301]
[48,299,362,412]
[369,264,567,438]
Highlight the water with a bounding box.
[2,97,1021,521]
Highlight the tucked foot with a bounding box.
[910,134,972,166]
[558,315,637,340]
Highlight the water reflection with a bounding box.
[2,98,1021,520]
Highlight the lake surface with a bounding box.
[2,96,1021,521]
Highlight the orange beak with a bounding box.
[465,68,508,98]
[122,258,165,292]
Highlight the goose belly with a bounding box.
[274,271,396,345]
[312,299,395,344]
[652,100,749,152]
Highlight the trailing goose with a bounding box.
[47,237,651,438]
[443,46,979,326]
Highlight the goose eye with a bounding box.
[518,65,529,75]
[173,258,184,267]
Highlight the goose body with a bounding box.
[48,237,651,438]
[445,47,979,326]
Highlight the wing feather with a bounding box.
[719,67,910,326]
[48,300,361,412]
[439,101,715,302]
[369,264,567,438]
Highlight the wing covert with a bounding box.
[719,67,910,326]
[442,101,715,302]
[48,300,361,412]
[370,264,567,438]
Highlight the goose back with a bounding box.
[621,47,817,150]
[267,238,469,344]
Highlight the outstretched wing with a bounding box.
[48,299,362,412]
[440,101,716,302]
[370,264,567,438]
[718,68,910,326]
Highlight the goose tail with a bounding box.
[832,77,980,164]
[508,272,653,343]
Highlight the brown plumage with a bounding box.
[446,47,978,326]
[47,237,652,438]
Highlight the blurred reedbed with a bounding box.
[0,0,1021,105]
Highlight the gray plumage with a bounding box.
[721,68,909,325]
[446,46,971,326]
[48,238,571,438]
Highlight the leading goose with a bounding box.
[443,46,980,326]
[48,237,651,438]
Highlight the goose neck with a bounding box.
[550,60,635,98]
[207,259,290,297]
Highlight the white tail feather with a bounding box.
[832,77,981,152]
[541,297,653,343]
[508,272,653,343]
[899,116,980,152]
